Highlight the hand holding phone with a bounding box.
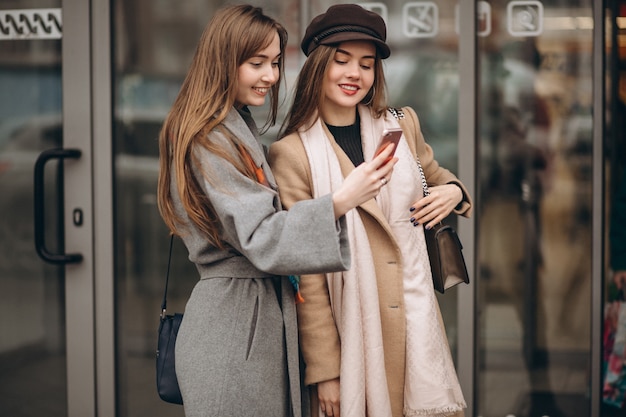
[374,128,403,165]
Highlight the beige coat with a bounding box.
[268,107,472,417]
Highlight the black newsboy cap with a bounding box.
[301,4,390,59]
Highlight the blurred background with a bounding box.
[0,1,623,416]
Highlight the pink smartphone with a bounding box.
[374,128,403,165]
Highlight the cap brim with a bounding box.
[318,32,390,59]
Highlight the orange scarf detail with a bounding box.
[237,143,269,187]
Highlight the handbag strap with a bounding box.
[388,107,430,197]
[414,153,430,197]
[160,234,174,319]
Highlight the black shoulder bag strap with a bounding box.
[160,235,174,319]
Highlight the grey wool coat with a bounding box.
[172,107,350,417]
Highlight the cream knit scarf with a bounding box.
[299,106,465,417]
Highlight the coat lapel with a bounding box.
[225,108,279,191]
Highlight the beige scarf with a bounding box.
[299,105,465,417]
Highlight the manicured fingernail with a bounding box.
[425,225,431,230]
[409,207,415,212]
[413,222,419,227]
[410,217,415,222]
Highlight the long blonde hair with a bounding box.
[279,43,387,137]
[157,4,287,246]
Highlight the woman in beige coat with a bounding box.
[268,5,472,417]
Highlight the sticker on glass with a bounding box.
[455,2,491,37]
[0,9,62,40]
[402,2,438,38]
[507,1,543,37]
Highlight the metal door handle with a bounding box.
[34,148,83,264]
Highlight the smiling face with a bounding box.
[321,40,377,125]
[235,32,281,108]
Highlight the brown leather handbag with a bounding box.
[423,222,469,293]
[413,124,470,293]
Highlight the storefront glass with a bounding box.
[477,1,594,415]
[0,2,67,415]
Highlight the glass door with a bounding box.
[602,2,626,416]
[476,1,595,416]
[0,1,97,416]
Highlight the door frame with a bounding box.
[591,1,605,416]
[62,0,95,415]
[62,0,115,415]
[91,0,116,415]
[456,2,477,415]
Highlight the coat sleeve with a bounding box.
[403,106,473,217]
[268,135,342,386]
[191,137,350,276]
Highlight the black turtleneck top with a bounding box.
[325,112,364,166]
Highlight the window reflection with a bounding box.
[478,2,592,416]
[602,2,626,416]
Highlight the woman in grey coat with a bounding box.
[156,5,397,417]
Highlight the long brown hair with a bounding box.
[279,43,387,137]
[157,4,287,246]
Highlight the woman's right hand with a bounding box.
[318,377,340,417]
[332,143,397,219]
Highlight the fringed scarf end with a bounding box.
[403,402,466,417]
[288,275,305,303]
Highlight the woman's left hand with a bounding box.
[408,184,463,229]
